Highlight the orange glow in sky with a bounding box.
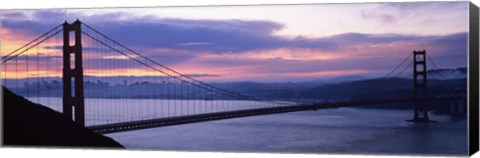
[0,3,469,82]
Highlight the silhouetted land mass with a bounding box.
[2,86,124,148]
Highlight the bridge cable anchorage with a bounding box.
[1,25,63,64]
[343,52,414,100]
[80,23,289,106]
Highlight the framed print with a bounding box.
[1,1,479,157]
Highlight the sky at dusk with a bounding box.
[0,2,469,82]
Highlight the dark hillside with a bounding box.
[2,87,124,148]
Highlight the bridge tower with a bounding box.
[62,20,85,127]
[412,50,429,122]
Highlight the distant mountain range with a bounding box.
[4,66,466,98]
[4,67,467,114]
[4,67,466,88]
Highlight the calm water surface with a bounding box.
[25,97,467,155]
[106,107,467,156]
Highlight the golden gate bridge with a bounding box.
[0,20,465,134]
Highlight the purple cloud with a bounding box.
[1,9,469,81]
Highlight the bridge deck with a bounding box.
[88,98,421,134]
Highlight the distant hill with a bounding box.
[298,77,466,100]
[3,67,467,102]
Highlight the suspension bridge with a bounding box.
[1,20,465,134]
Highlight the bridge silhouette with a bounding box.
[1,20,464,134]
